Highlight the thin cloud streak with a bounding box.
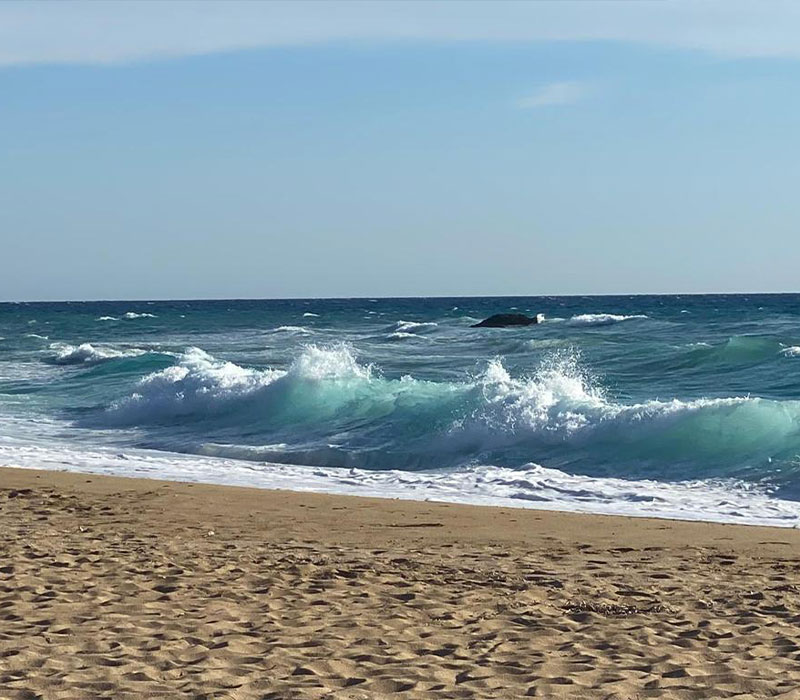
[518,82,589,109]
[3,0,800,67]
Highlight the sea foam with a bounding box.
[97,345,800,478]
[1,438,798,528]
[568,313,649,326]
[392,320,439,333]
[49,343,148,365]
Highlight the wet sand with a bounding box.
[2,465,800,698]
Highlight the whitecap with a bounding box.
[568,313,649,326]
[273,326,312,334]
[103,344,371,424]
[392,320,438,333]
[48,342,148,365]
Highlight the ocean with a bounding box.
[1,294,800,527]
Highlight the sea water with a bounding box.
[2,295,800,526]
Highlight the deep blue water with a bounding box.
[2,295,800,525]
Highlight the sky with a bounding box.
[2,0,800,301]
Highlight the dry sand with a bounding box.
[2,466,800,699]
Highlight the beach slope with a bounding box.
[2,466,800,698]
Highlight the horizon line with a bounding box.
[2,291,799,305]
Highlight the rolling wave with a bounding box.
[273,326,312,334]
[392,320,439,333]
[48,342,149,365]
[568,313,649,326]
[95,345,800,479]
[388,331,426,341]
[655,336,797,371]
[7,295,800,527]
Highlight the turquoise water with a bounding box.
[2,295,800,525]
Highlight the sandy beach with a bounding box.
[2,467,800,699]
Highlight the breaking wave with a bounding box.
[2,440,798,527]
[273,326,312,334]
[96,345,800,482]
[392,320,439,333]
[48,343,149,365]
[568,313,649,326]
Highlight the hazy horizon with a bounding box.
[4,290,800,305]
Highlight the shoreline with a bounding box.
[4,450,799,529]
[3,465,800,697]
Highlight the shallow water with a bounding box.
[2,294,800,526]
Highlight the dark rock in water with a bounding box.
[471,313,544,328]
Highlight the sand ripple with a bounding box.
[2,469,800,698]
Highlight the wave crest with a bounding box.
[104,345,372,423]
[97,345,800,477]
[568,313,649,326]
[49,343,148,365]
[392,320,438,333]
[273,326,312,334]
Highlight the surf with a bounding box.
[90,345,800,484]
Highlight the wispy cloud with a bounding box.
[2,1,800,68]
[518,81,589,109]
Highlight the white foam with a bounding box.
[273,326,311,334]
[96,316,118,321]
[102,344,373,424]
[4,342,800,528]
[0,438,798,528]
[393,320,438,333]
[103,345,800,456]
[781,346,800,357]
[107,347,283,420]
[389,331,424,340]
[288,344,371,381]
[568,313,649,326]
[303,312,319,318]
[49,342,147,365]
[123,312,157,319]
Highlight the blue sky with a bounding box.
[2,1,799,300]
